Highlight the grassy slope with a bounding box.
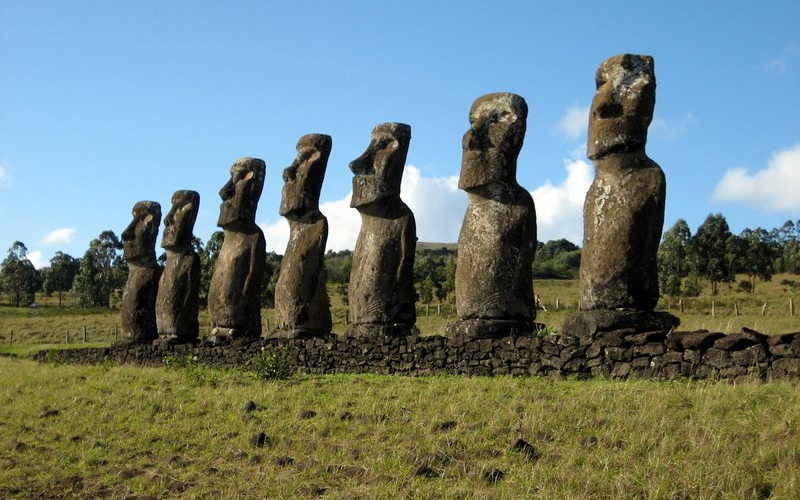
[0,357,798,499]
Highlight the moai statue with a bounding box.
[207,158,267,343]
[445,93,538,339]
[271,134,333,338]
[155,190,201,345]
[119,201,161,344]
[346,123,417,337]
[563,54,679,339]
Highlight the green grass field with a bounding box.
[1,356,798,499]
[1,274,797,351]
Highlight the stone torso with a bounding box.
[349,207,416,326]
[274,217,332,334]
[121,264,160,342]
[156,250,201,339]
[456,186,536,321]
[208,227,266,336]
[580,153,665,310]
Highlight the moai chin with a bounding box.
[271,134,333,339]
[119,200,161,344]
[207,157,266,344]
[155,190,201,345]
[445,92,539,339]
[346,122,417,337]
[564,54,679,339]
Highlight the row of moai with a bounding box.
[118,53,679,347]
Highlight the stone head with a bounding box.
[162,190,200,251]
[587,54,656,160]
[122,200,161,263]
[217,157,266,228]
[349,122,411,209]
[459,92,527,191]
[280,134,332,220]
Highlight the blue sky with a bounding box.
[1,1,798,268]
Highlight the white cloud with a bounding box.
[260,165,465,253]
[41,227,76,245]
[531,159,593,244]
[400,166,465,244]
[556,104,589,141]
[712,143,800,211]
[0,165,10,188]
[27,250,44,269]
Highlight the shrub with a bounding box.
[250,346,294,381]
[163,354,219,387]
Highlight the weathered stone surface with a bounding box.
[580,54,665,311]
[208,158,266,342]
[272,134,333,338]
[155,190,201,344]
[346,123,416,337]
[713,331,767,351]
[120,201,161,344]
[445,319,543,340]
[561,310,678,340]
[625,330,666,345]
[668,330,724,351]
[450,93,537,338]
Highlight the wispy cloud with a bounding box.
[556,104,589,141]
[0,164,10,188]
[761,41,799,75]
[712,143,800,211]
[650,112,696,140]
[41,227,76,245]
[531,159,593,244]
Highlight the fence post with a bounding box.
[679,298,684,313]
[711,301,716,317]
[9,330,12,345]
[791,298,795,317]
[555,298,560,310]
[114,326,118,341]
[761,302,767,316]
[65,331,70,344]
[345,309,350,325]
[425,304,429,317]
[266,318,270,332]
[734,302,739,317]
[437,304,441,316]
[83,326,87,343]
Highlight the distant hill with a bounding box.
[416,242,458,251]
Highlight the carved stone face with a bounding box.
[122,201,161,263]
[587,54,655,160]
[280,134,331,220]
[217,158,266,228]
[349,123,411,209]
[162,190,199,250]
[459,93,527,191]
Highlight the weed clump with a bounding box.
[162,354,220,387]
[250,346,294,381]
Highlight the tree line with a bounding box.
[658,215,799,297]
[1,215,798,308]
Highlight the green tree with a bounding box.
[738,227,776,293]
[0,241,40,306]
[42,251,79,306]
[198,231,224,308]
[261,251,283,308]
[689,213,735,296]
[658,219,692,297]
[73,231,126,308]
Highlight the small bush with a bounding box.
[780,279,799,290]
[163,354,219,387]
[250,346,294,381]
[736,280,753,293]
